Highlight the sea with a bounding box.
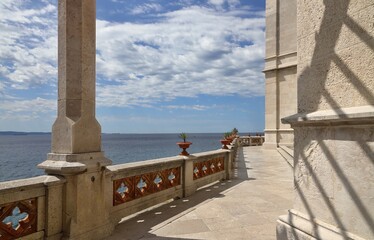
[0,132,253,182]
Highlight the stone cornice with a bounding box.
[282,105,374,127]
[263,51,297,72]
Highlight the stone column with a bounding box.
[38,0,113,239]
[263,0,297,149]
[276,1,374,240]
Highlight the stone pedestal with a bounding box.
[278,107,374,240]
[183,156,197,197]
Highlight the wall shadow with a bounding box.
[107,148,254,240]
[292,0,374,238]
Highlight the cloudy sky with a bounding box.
[0,0,265,134]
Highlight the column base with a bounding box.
[263,142,278,149]
[38,152,114,240]
[277,210,365,240]
[38,152,112,175]
[62,221,114,240]
[264,129,278,149]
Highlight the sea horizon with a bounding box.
[0,132,262,182]
[0,131,263,135]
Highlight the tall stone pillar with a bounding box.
[263,0,297,149]
[277,1,374,239]
[38,0,113,239]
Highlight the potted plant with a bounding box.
[220,132,231,149]
[176,133,192,156]
[231,128,238,137]
[225,131,233,143]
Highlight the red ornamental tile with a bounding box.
[0,199,37,240]
[113,167,182,206]
[135,174,153,198]
[193,163,200,180]
[166,167,181,187]
[113,177,135,206]
[152,172,166,192]
[193,157,225,180]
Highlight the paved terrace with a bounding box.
[107,146,294,240]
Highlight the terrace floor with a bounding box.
[107,146,294,240]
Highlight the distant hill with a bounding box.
[0,131,51,136]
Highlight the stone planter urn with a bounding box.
[220,139,230,149]
[177,142,192,156]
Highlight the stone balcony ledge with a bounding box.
[282,105,374,126]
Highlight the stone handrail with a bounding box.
[0,176,65,240]
[238,136,265,146]
[0,140,239,239]
[107,149,233,225]
[107,156,185,224]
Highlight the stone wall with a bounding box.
[277,1,374,239]
[264,0,297,149]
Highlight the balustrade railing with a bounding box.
[0,176,64,240]
[238,136,265,146]
[0,139,240,239]
[107,148,234,223]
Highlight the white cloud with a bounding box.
[96,6,265,107]
[0,97,55,113]
[208,0,240,9]
[131,3,163,15]
[0,97,56,122]
[0,0,57,90]
[166,105,211,111]
[208,0,225,6]
[0,1,265,110]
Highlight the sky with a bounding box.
[0,0,266,134]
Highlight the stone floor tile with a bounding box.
[152,219,210,236]
[107,146,294,240]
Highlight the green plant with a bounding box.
[179,133,187,142]
[232,128,238,135]
[224,132,231,139]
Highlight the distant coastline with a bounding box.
[0,131,264,136]
[0,131,51,136]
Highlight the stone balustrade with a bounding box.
[108,148,233,225]
[238,136,265,146]
[0,141,238,240]
[0,176,65,240]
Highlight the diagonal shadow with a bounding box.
[331,53,374,104]
[293,181,321,239]
[296,0,374,115]
[318,141,374,235]
[359,141,374,166]
[344,15,374,51]
[298,151,350,239]
[107,148,253,240]
[284,0,374,238]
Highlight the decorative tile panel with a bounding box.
[135,174,152,198]
[165,167,180,188]
[0,198,37,240]
[193,157,225,180]
[113,176,135,205]
[113,167,181,206]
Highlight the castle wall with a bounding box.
[277,1,374,239]
[264,0,297,148]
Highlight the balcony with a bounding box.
[108,146,293,239]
